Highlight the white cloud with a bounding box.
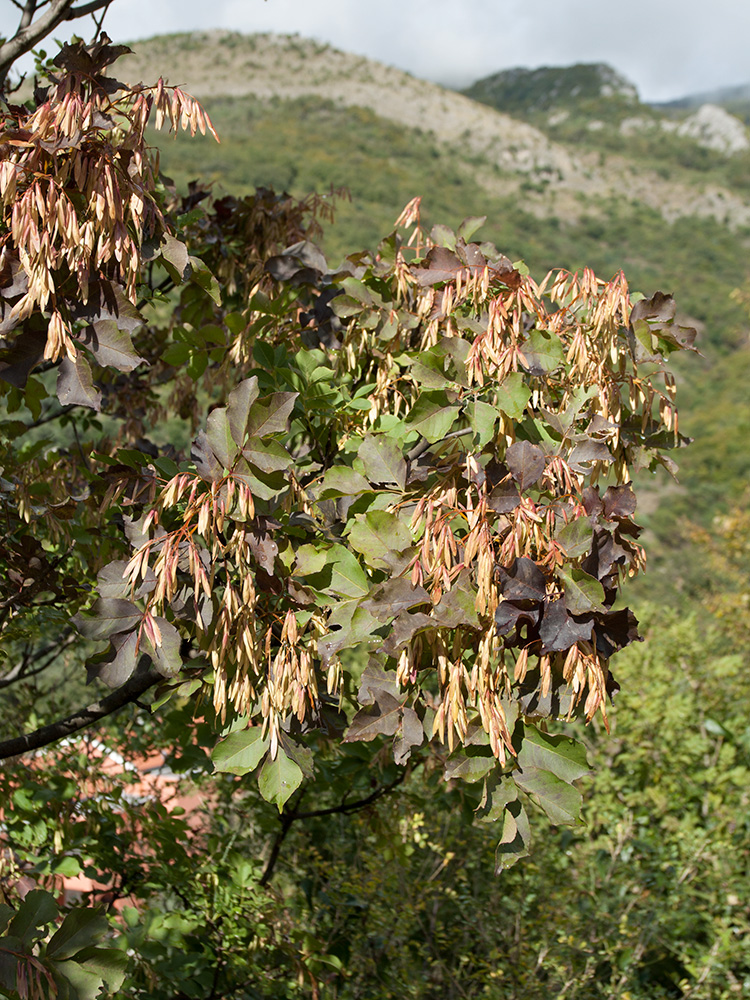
[1,0,749,101]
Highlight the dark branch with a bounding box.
[0,664,162,760]
[0,0,111,89]
[259,769,410,887]
[0,633,76,689]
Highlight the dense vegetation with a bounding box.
[0,14,749,1000]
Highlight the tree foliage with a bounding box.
[0,24,702,1000]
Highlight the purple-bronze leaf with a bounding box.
[487,480,521,513]
[159,234,192,282]
[226,377,260,447]
[191,431,223,482]
[393,707,425,765]
[56,354,102,411]
[381,611,435,656]
[568,441,613,473]
[414,246,462,286]
[433,583,480,629]
[582,486,604,517]
[206,407,238,470]
[344,689,402,743]
[87,629,139,688]
[602,483,637,519]
[248,526,278,575]
[72,598,141,642]
[592,608,641,657]
[0,330,46,387]
[494,600,541,636]
[145,617,182,678]
[496,557,546,602]
[358,663,399,704]
[362,579,430,621]
[76,319,145,372]
[97,559,155,600]
[538,599,593,654]
[245,392,298,438]
[506,441,545,491]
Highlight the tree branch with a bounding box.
[258,768,411,887]
[0,632,76,689]
[0,663,162,760]
[0,0,111,89]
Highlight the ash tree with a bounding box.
[0,11,694,999]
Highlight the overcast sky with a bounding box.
[2,0,749,101]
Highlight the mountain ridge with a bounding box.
[114,31,750,231]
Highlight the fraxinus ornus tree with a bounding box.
[0,29,695,907]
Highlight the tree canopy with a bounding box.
[0,16,701,1000]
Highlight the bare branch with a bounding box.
[0,633,76,689]
[0,663,162,760]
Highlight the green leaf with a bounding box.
[47,906,107,960]
[72,598,141,642]
[295,544,328,576]
[495,372,531,419]
[327,547,369,598]
[278,732,315,779]
[445,750,496,783]
[477,775,518,823]
[188,254,221,304]
[318,604,380,666]
[516,727,591,783]
[8,890,58,945]
[50,856,82,878]
[319,467,372,499]
[513,765,584,826]
[258,749,304,811]
[52,947,128,1000]
[458,216,487,240]
[467,400,497,446]
[556,516,594,559]
[358,434,407,489]
[521,328,565,374]
[405,390,459,443]
[495,800,531,872]
[348,510,411,570]
[243,437,292,474]
[560,567,606,613]
[212,729,269,775]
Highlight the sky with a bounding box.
[2,0,749,102]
